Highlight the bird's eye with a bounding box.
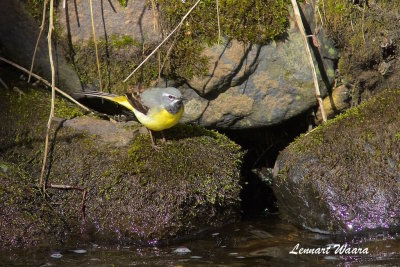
[168,95,175,100]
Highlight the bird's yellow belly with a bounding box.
[133,106,183,131]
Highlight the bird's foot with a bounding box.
[161,131,167,144]
[151,143,162,151]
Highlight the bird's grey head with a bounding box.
[161,87,183,114]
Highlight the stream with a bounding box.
[1,215,400,266]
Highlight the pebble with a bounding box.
[324,256,338,261]
[50,253,62,259]
[173,247,191,254]
[71,249,87,254]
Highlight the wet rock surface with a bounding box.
[272,89,400,233]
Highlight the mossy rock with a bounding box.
[0,83,243,248]
[272,88,400,233]
[319,0,400,102]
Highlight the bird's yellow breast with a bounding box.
[133,106,183,131]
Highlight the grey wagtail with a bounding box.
[81,87,184,149]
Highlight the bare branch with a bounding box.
[28,0,49,83]
[39,0,56,192]
[0,56,91,112]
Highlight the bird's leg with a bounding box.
[148,129,159,150]
[161,131,166,144]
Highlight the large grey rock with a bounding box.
[272,89,400,233]
[183,5,337,128]
[58,0,161,44]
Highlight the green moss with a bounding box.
[23,0,45,22]
[72,36,159,94]
[5,88,84,121]
[54,98,85,119]
[290,89,400,163]
[395,133,400,142]
[123,123,243,205]
[118,0,128,7]
[155,0,288,44]
[319,0,400,84]
[152,0,289,81]
[111,35,135,48]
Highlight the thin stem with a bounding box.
[89,0,103,92]
[216,0,221,45]
[160,36,178,76]
[157,50,161,82]
[123,0,202,83]
[0,56,91,112]
[290,0,327,122]
[0,77,9,89]
[28,0,49,83]
[150,0,159,32]
[39,0,56,192]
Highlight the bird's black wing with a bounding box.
[125,92,149,115]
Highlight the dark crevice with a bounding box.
[219,111,311,216]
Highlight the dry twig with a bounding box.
[39,0,56,192]
[291,0,327,122]
[159,36,178,78]
[0,56,91,112]
[150,0,160,32]
[216,0,221,45]
[123,0,202,82]
[28,0,49,83]
[0,77,9,90]
[89,0,103,92]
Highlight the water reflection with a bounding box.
[1,215,400,266]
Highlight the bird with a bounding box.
[80,87,184,149]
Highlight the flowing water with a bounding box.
[1,215,400,266]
